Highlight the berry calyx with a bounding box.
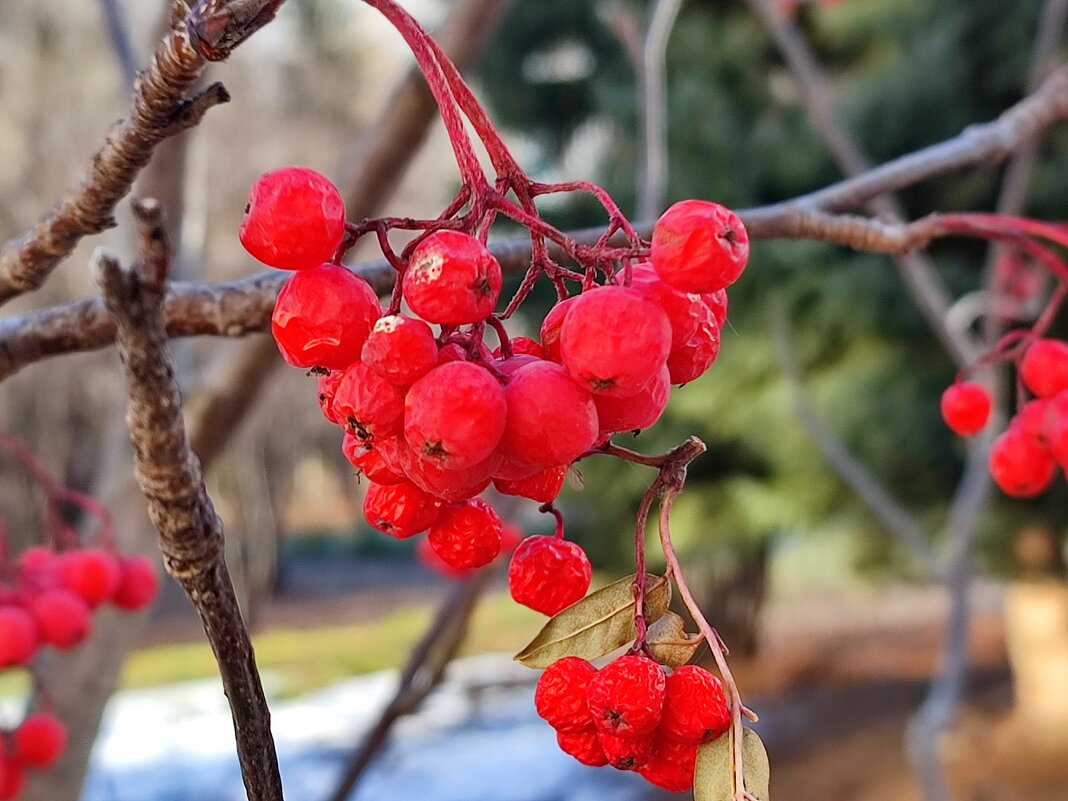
[14,712,68,768]
[940,381,992,437]
[426,499,503,570]
[599,732,654,770]
[659,665,730,745]
[651,199,749,294]
[363,481,442,539]
[585,654,666,739]
[508,535,592,616]
[535,657,598,734]
[403,231,502,325]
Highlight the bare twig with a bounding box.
[0,0,285,307]
[93,200,283,801]
[97,0,139,85]
[637,0,684,221]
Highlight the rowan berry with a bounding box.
[333,362,407,442]
[659,665,730,744]
[418,523,521,579]
[556,730,608,767]
[343,433,405,485]
[362,314,438,386]
[0,606,38,666]
[363,481,441,539]
[560,287,671,397]
[989,428,1056,497]
[0,757,25,801]
[535,657,598,734]
[508,536,591,616]
[112,555,162,612]
[29,589,92,648]
[1013,398,1049,446]
[493,464,568,504]
[492,353,540,377]
[595,366,670,435]
[403,231,502,324]
[539,297,577,363]
[941,381,992,437]
[599,732,654,770]
[1021,338,1068,398]
[426,500,504,570]
[271,264,381,370]
[636,734,700,792]
[651,199,749,294]
[629,263,702,350]
[704,289,729,327]
[239,167,346,270]
[317,371,344,424]
[396,447,497,502]
[586,654,666,739]
[499,361,599,468]
[666,301,721,385]
[14,712,67,768]
[494,337,544,359]
[404,362,507,470]
[57,549,121,607]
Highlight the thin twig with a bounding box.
[93,200,283,801]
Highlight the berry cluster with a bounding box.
[0,712,67,799]
[941,336,1068,497]
[244,168,746,614]
[535,654,729,791]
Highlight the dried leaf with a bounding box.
[647,611,703,668]
[695,728,770,801]
[514,574,670,668]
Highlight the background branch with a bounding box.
[637,0,684,221]
[97,0,139,85]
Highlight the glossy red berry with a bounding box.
[586,654,666,739]
[343,433,405,485]
[556,729,608,767]
[112,555,161,611]
[703,289,729,327]
[396,447,497,503]
[494,337,544,359]
[508,536,591,616]
[333,362,407,442]
[361,314,438,386]
[630,263,702,350]
[239,167,346,270]
[271,264,381,370]
[637,734,700,791]
[594,366,670,435]
[493,464,568,504]
[427,500,504,570]
[58,549,121,607]
[539,297,577,363]
[404,362,507,470]
[0,606,38,666]
[29,589,92,648]
[561,287,671,397]
[403,231,502,325]
[989,428,1056,497]
[651,199,749,294]
[941,382,992,437]
[317,371,344,425]
[600,732,654,770]
[666,300,721,385]
[1013,398,1049,446]
[1021,338,1068,398]
[363,481,442,539]
[15,712,68,768]
[535,657,598,734]
[659,665,730,744]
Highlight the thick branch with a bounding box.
[93,202,283,801]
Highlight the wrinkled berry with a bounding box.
[427,500,503,570]
[659,665,730,744]
[556,729,608,767]
[637,734,700,791]
[586,654,666,739]
[535,657,598,734]
[493,464,568,504]
[363,481,442,539]
[508,536,591,616]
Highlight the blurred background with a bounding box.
[1,0,1068,799]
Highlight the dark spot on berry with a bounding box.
[471,275,492,299]
[423,440,448,458]
[590,378,617,393]
[720,226,738,244]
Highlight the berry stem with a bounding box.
[485,314,513,359]
[539,503,566,539]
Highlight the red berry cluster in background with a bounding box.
[535,654,729,791]
[244,168,746,615]
[941,336,1068,498]
[0,712,68,799]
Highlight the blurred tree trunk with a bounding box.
[681,542,770,658]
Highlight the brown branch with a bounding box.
[93,200,283,801]
[0,0,284,307]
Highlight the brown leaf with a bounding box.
[647,611,703,668]
[514,574,671,668]
[695,727,770,801]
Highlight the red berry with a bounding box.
[1021,339,1068,398]
[29,589,92,648]
[586,654,666,739]
[333,362,407,442]
[0,757,25,801]
[594,366,670,435]
[363,481,442,539]
[493,465,568,504]
[0,606,38,666]
[539,297,577,363]
[112,555,161,611]
[556,729,608,767]
[426,500,503,570]
[58,549,121,607]
[494,337,544,359]
[396,447,498,503]
[941,382,992,437]
[561,287,671,397]
[317,371,344,425]
[362,314,438,387]
[703,289,729,327]
[1013,398,1049,446]
[989,428,1056,497]
[343,433,405,485]
[239,167,346,270]
[630,263,702,350]
[271,264,381,370]
[404,362,507,470]
[418,523,521,579]
[403,231,502,325]
[499,361,599,468]
[599,732,654,770]
[659,665,730,744]
[535,657,598,734]
[637,734,699,791]
[492,354,541,378]
[667,300,721,385]
[508,536,591,616]
[651,200,749,294]
[15,712,67,768]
